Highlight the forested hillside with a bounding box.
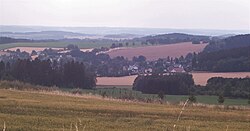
[204,34,250,52]
[193,46,250,72]
[135,33,210,45]
[193,34,250,72]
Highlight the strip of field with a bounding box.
[107,42,207,60]
[6,47,93,53]
[192,72,250,85]
[96,72,250,86]
[0,89,249,130]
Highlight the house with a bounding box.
[145,68,153,74]
[168,65,186,73]
[170,67,186,73]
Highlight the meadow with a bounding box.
[0,89,249,131]
[0,41,144,50]
[93,86,249,106]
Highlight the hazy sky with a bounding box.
[0,0,249,30]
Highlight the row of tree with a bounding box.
[195,77,250,98]
[132,73,194,95]
[132,74,250,99]
[0,59,96,89]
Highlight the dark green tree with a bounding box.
[188,94,197,103]
[218,94,225,104]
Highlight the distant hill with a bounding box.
[204,34,250,52]
[1,25,249,36]
[134,33,210,45]
[0,31,91,40]
[104,34,141,39]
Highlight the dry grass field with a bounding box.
[192,72,250,85]
[97,72,250,86]
[107,42,207,60]
[0,89,249,130]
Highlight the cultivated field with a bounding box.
[0,89,249,130]
[192,72,250,85]
[0,41,143,50]
[97,72,250,86]
[107,42,207,60]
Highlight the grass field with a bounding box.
[93,86,249,106]
[0,89,249,131]
[0,41,144,50]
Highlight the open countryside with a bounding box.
[97,72,250,86]
[1,0,250,130]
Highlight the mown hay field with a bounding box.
[107,42,207,60]
[0,89,249,130]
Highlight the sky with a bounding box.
[0,0,250,30]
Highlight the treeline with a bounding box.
[0,37,32,44]
[195,77,250,98]
[193,46,250,72]
[0,59,96,89]
[204,34,250,52]
[132,73,194,95]
[135,33,209,45]
[132,74,250,99]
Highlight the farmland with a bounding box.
[107,42,207,60]
[0,89,249,130]
[0,41,110,50]
[97,72,250,86]
[0,41,143,51]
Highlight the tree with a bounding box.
[188,94,197,103]
[31,50,37,56]
[67,44,79,50]
[110,43,116,48]
[118,43,123,47]
[218,94,225,104]
[158,91,165,100]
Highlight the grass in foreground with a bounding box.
[0,89,249,131]
[92,85,249,106]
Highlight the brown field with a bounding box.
[97,75,137,86]
[97,72,250,86]
[107,42,207,60]
[192,72,250,85]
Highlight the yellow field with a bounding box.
[0,89,249,130]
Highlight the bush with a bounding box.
[188,95,197,103]
[218,94,225,104]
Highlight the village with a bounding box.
[0,44,192,77]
